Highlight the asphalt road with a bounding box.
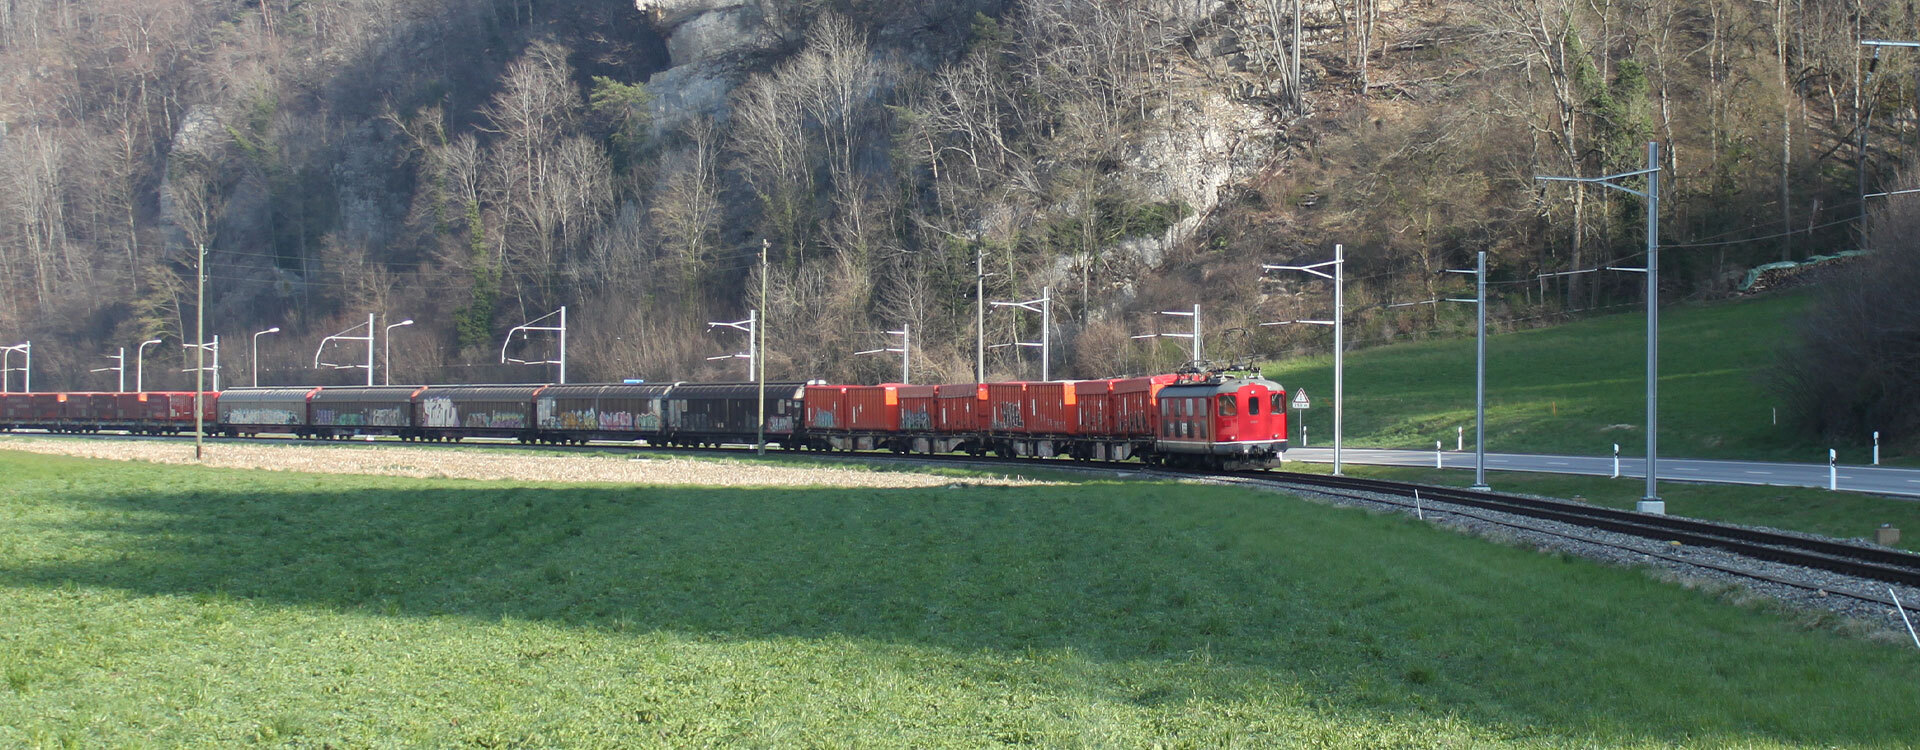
[1286,447,1920,499]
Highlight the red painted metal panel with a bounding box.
[1023,382,1076,435]
[804,385,850,431]
[1111,374,1177,437]
[848,385,902,432]
[986,383,1028,433]
[933,384,984,433]
[1074,379,1116,437]
[896,385,937,432]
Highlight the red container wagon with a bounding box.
[1153,375,1287,470]
[802,384,901,452]
[931,384,987,455]
[897,385,936,432]
[985,383,1027,434]
[1024,381,1078,437]
[983,382,1079,458]
[848,385,901,432]
[0,393,17,430]
[1113,374,1178,437]
[59,393,115,432]
[804,385,849,432]
[1074,380,1116,436]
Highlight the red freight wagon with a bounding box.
[1074,379,1116,436]
[804,385,850,431]
[986,383,1028,433]
[847,385,902,432]
[62,393,113,422]
[24,393,62,421]
[1112,374,1178,437]
[933,384,985,433]
[1022,381,1078,435]
[896,385,936,432]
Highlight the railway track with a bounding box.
[11,430,1920,626]
[1192,470,1920,620]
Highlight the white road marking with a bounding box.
[1548,461,1570,466]
[1744,471,1772,475]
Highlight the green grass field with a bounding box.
[1265,292,1856,462]
[2,451,1918,747]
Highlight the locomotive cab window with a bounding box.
[1248,395,1260,415]
[1218,397,1237,417]
[1272,393,1286,413]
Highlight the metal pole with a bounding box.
[251,329,278,388]
[384,318,392,386]
[211,335,221,392]
[976,246,985,383]
[194,244,205,460]
[558,306,567,384]
[138,339,160,392]
[760,240,769,456]
[1333,243,1344,476]
[116,348,126,392]
[364,313,374,387]
[1642,142,1662,512]
[902,323,911,384]
[1182,303,1198,366]
[1472,250,1488,490]
[1041,286,1051,381]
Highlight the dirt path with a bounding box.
[0,436,1055,488]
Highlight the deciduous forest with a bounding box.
[0,0,1913,406]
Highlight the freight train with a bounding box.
[0,372,1288,469]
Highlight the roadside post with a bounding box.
[1612,444,1621,479]
[1291,388,1309,448]
[1874,432,1880,465]
[1830,449,1839,491]
[1435,441,1443,468]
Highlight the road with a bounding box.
[1286,447,1920,499]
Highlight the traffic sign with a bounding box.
[1291,389,1309,409]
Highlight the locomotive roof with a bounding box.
[1157,375,1284,397]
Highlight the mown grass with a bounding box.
[2,452,1918,747]
[1285,461,1920,554]
[1265,292,1866,463]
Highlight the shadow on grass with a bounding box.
[3,460,1917,745]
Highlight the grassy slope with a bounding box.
[1265,292,1845,462]
[1,452,1917,747]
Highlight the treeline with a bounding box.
[0,0,1915,394]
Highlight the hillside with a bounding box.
[1267,290,1837,460]
[0,0,1913,399]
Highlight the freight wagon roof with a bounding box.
[309,386,427,403]
[217,387,319,404]
[539,383,676,399]
[667,382,807,399]
[418,385,549,400]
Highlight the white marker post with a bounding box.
[1457,426,1464,452]
[1612,444,1621,479]
[1436,441,1444,468]
[1892,588,1920,650]
[1829,449,1839,491]
[1873,431,1880,466]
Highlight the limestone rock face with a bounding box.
[634,0,780,134]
